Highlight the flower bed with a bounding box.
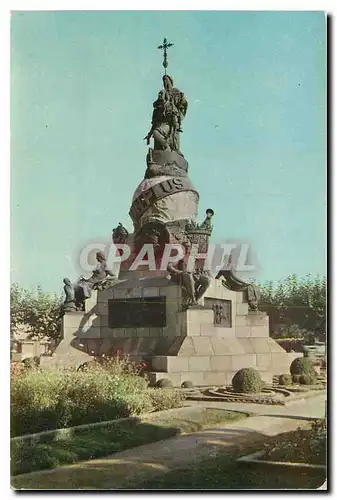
[263,420,326,466]
[237,419,326,471]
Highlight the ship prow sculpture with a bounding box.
[44,39,300,386]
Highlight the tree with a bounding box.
[259,274,326,339]
[10,283,63,342]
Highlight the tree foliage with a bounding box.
[10,283,62,341]
[259,274,326,339]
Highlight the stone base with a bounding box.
[54,276,301,383]
[146,368,274,387]
[144,348,299,387]
[40,313,92,369]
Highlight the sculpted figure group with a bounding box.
[216,255,260,311]
[63,252,116,312]
[167,240,211,309]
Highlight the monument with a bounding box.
[45,39,299,385]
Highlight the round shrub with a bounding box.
[299,373,317,385]
[22,357,39,370]
[292,374,301,384]
[156,378,173,389]
[181,381,194,389]
[232,368,263,393]
[278,374,292,386]
[290,357,316,376]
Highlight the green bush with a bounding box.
[292,374,301,384]
[181,381,194,389]
[299,373,317,385]
[156,378,174,389]
[11,370,145,437]
[232,368,263,393]
[290,357,316,376]
[147,388,184,412]
[81,354,148,378]
[320,358,327,369]
[11,361,184,437]
[278,374,292,386]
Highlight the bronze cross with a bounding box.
[157,37,174,75]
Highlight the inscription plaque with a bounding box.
[204,298,232,327]
[108,296,166,328]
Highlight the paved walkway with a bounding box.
[12,393,326,490]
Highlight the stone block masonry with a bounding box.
[57,276,298,386]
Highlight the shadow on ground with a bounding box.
[12,413,326,490]
[12,426,286,490]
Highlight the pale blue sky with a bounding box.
[11,11,326,293]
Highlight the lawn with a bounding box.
[11,408,247,477]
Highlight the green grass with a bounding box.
[11,408,246,477]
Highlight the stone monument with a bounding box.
[46,39,299,383]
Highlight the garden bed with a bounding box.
[237,420,327,472]
[183,384,325,405]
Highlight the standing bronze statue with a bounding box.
[112,222,129,245]
[62,278,76,312]
[144,75,188,155]
[144,39,188,156]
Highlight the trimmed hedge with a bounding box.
[181,381,194,389]
[232,368,263,393]
[292,374,301,384]
[299,373,317,385]
[156,378,174,389]
[290,357,317,376]
[278,374,292,386]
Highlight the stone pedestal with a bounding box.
[57,275,299,386]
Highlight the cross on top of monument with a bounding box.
[157,37,174,74]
